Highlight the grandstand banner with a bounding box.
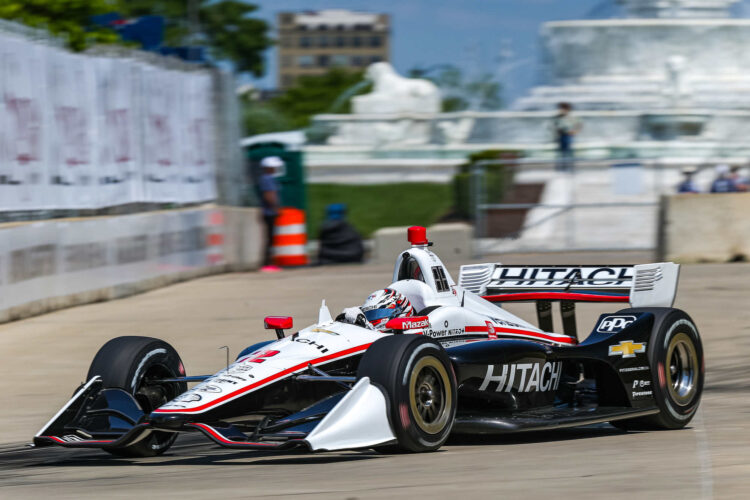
[95,57,141,208]
[0,32,217,211]
[0,35,48,211]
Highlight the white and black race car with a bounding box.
[34,226,704,455]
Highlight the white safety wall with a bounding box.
[0,207,226,314]
[0,31,217,211]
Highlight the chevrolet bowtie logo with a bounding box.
[608,340,646,358]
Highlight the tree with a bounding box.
[200,1,270,77]
[270,69,370,130]
[0,0,120,51]
[118,0,271,77]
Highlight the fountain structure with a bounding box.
[307,0,750,173]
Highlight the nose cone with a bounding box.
[148,411,189,429]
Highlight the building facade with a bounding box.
[276,10,390,89]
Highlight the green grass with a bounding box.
[307,183,453,239]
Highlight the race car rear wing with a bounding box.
[458,263,680,309]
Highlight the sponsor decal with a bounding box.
[489,266,633,289]
[174,393,202,403]
[398,318,430,330]
[479,361,563,393]
[632,390,653,398]
[609,341,646,358]
[490,317,525,329]
[61,435,84,443]
[425,327,464,338]
[486,321,497,339]
[310,327,339,336]
[619,365,649,373]
[196,384,222,393]
[632,379,651,389]
[293,337,329,353]
[244,350,280,363]
[210,377,238,385]
[597,315,636,334]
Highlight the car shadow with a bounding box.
[446,423,630,446]
[5,423,665,469]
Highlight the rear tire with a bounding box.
[610,308,703,430]
[357,335,457,453]
[87,336,187,457]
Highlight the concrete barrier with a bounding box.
[0,206,263,323]
[372,223,474,265]
[662,193,750,262]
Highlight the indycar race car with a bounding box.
[34,226,704,456]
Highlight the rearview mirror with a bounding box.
[264,316,293,339]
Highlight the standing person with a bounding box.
[553,102,582,172]
[677,167,700,193]
[729,165,748,192]
[259,156,284,272]
[710,164,737,193]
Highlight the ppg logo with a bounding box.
[597,315,636,334]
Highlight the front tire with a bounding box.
[87,336,187,457]
[611,308,704,430]
[357,335,457,453]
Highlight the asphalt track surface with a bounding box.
[1,253,749,499]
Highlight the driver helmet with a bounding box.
[361,288,414,330]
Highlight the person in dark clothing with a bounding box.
[677,167,700,193]
[710,164,737,193]
[317,203,364,265]
[259,156,283,271]
[552,102,582,172]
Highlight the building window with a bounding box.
[318,24,328,31]
[352,36,362,48]
[336,24,345,31]
[331,54,349,66]
[335,36,345,47]
[369,56,381,64]
[297,55,314,67]
[318,55,329,67]
[300,36,311,48]
[354,24,372,31]
[318,35,328,47]
[352,56,364,67]
[369,36,381,47]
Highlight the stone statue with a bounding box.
[352,62,441,114]
[662,55,691,106]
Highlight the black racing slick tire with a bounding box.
[87,336,187,457]
[611,308,704,430]
[357,335,457,453]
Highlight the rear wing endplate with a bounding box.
[459,263,680,308]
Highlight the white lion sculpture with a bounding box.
[352,62,441,114]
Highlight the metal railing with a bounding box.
[471,158,673,256]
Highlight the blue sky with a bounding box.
[245,0,750,105]
[245,0,604,105]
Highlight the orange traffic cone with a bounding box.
[272,208,308,267]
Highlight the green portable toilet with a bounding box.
[243,133,306,211]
